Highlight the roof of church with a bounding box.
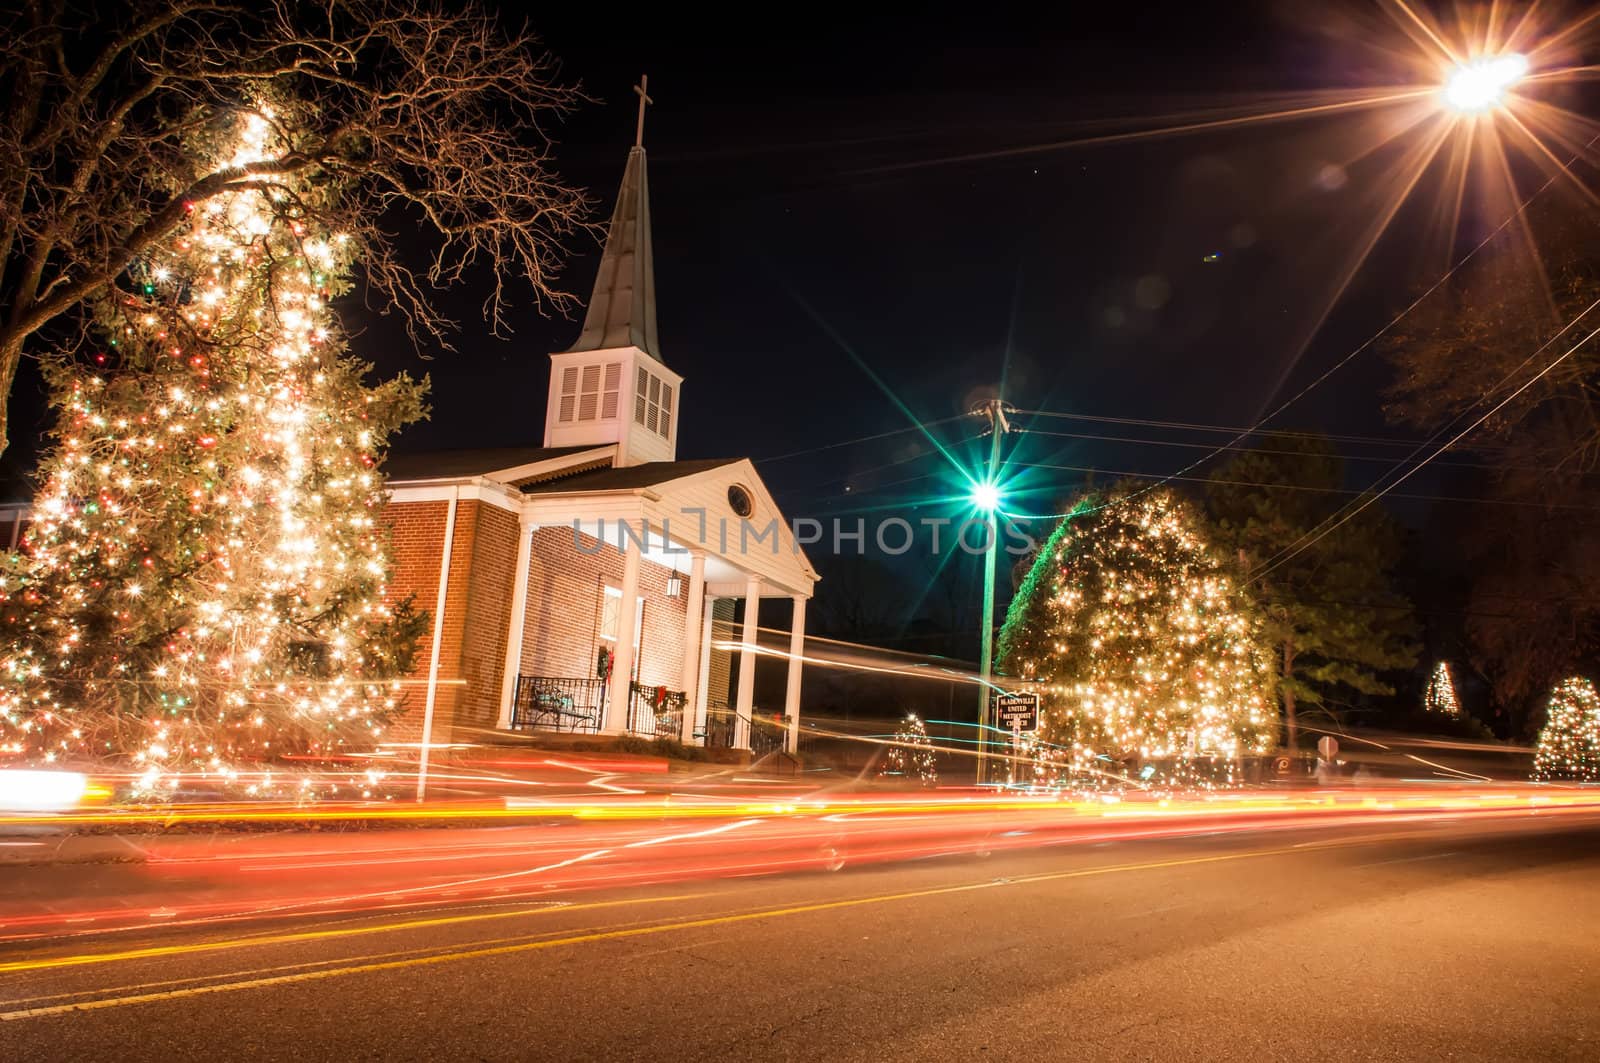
[563,145,661,361]
[384,446,605,482]
[519,458,739,495]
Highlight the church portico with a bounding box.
[501,458,815,752]
[384,457,814,756]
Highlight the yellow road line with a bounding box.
[0,890,714,977]
[2,907,730,1009]
[0,841,1321,1021]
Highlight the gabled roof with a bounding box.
[385,446,612,484]
[563,145,661,361]
[519,458,737,495]
[518,456,818,595]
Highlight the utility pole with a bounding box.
[973,399,1011,785]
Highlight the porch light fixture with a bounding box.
[666,573,684,598]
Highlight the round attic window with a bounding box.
[727,484,755,518]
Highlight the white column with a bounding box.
[691,595,717,746]
[678,553,707,743]
[605,541,642,734]
[784,595,806,755]
[735,575,762,750]
[496,518,537,729]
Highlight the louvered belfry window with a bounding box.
[601,363,621,419]
[558,366,579,422]
[561,361,622,423]
[634,367,674,439]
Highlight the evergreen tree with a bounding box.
[1532,677,1600,782]
[998,486,1275,780]
[880,713,938,787]
[1424,661,1462,717]
[1207,435,1417,751]
[0,106,427,785]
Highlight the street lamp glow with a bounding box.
[1442,53,1528,113]
[970,481,1001,513]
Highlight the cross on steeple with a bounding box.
[633,75,653,147]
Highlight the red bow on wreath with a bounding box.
[653,685,668,708]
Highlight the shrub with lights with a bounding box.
[1532,677,1600,782]
[998,486,1275,785]
[0,105,427,791]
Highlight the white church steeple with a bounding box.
[544,77,681,467]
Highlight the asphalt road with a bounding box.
[3,813,1598,1062]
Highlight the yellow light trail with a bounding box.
[6,787,1599,829]
[0,838,1390,1020]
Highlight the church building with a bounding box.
[381,119,818,759]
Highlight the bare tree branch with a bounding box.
[0,0,593,456]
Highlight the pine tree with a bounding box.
[1207,435,1417,752]
[998,486,1275,781]
[880,713,938,787]
[1424,661,1461,717]
[1532,677,1600,782]
[0,106,427,786]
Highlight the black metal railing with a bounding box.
[701,704,737,748]
[626,683,685,739]
[698,703,790,756]
[750,714,789,759]
[510,675,604,733]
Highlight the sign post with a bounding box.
[992,693,1039,784]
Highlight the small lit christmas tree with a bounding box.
[0,105,426,788]
[998,487,1275,781]
[1532,677,1600,782]
[1424,661,1461,716]
[880,713,938,787]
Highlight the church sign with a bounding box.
[994,693,1039,732]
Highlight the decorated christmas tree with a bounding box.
[1532,677,1600,782]
[998,486,1274,782]
[1424,661,1461,716]
[0,106,426,788]
[880,713,938,787]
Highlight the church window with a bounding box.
[634,367,674,439]
[598,585,644,653]
[558,367,578,422]
[561,361,622,423]
[601,363,622,418]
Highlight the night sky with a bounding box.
[349,2,1525,516]
[6,2,1594,647]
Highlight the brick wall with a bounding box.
[383,497,521,746]
[385,506,700,741]
[520,526,690,695]
[383,500,449,745]
[455,503,518,735]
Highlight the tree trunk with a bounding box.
[0,329,23,460]
[1282,638,1298,754]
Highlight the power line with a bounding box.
[1014,409,1442,450]
[1248,309,1600,585]
[789,433,988,496]
[759,416,967,463]
[997,459,1600,512]
[790,460,1600,514]
[1015,426,1555,471]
